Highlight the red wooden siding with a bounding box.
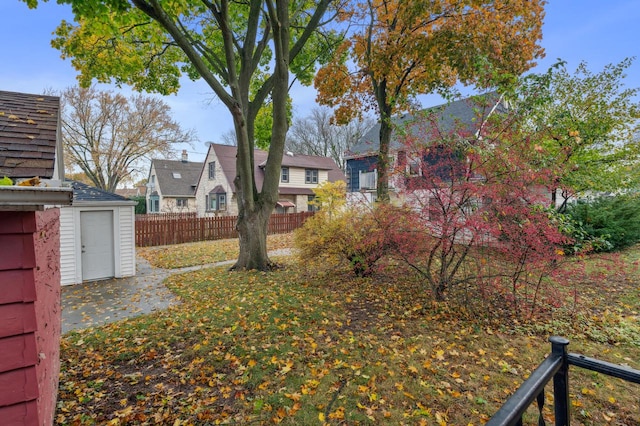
[0,209,61,426]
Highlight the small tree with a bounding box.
[391,103,569,316]
[513,59,640,209]
[309,180,347,218]
[131,195,147,214]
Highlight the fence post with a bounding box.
[550,336,570,426]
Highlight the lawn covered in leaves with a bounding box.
[137,233,294,269]
[56,247,640,425]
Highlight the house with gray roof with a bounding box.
[345,93,505,203]
[146,150,203,213]
[195,143,345,216]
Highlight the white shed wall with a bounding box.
[59,204,136,286]
[59,206,77,286]
[118,205,136,277]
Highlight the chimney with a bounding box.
[181,149,188,162]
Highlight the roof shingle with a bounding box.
[0,90,60,178]
[347,93,504,157]
[152,159,203,197]
[67,180,133,203]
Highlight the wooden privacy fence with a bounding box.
[135,211,314,247]
[135,212,197,221]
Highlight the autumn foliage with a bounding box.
[315,0,545,201]
[297,99,574,317]
[295,181,403,276]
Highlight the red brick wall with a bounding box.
[0,209,61,426]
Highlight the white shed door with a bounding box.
[80,211,115,281]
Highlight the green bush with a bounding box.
[131,195,147,214]
[564,194,640,252]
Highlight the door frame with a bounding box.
[72,206,123,283]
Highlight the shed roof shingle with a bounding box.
[67,180,133,203]
[0,90,60,178]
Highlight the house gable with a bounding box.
[195,145,237,216]
[146,156,203,213]
[194,143,346,216]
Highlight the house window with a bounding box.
[172,172,182,178]
[308,195,319,212]
[206,192,227,211]
[149,194,160,213]
[281,167,289,183]
[305,168,318,184]
[359,170,377,190]
[208,162,216,179]
[408,160,421,176]
[176,198,188,208]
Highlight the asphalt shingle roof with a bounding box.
[347,93,504,157]
[152,159,203,197]
[209,143,345,192]
[0,90,60,178]
[67,180,133,203]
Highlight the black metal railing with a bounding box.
[487,336,640,426]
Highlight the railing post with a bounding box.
[550,336,570,426]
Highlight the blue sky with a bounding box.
[1,1,639,164]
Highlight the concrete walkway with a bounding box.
[61,249,292,333]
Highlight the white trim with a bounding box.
[0,186,72,210]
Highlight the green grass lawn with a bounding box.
[56,243,640,425]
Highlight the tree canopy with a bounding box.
[315,0,545,201]
[60,85,193,192]
[513,58,640,207]
[26,0,338,269]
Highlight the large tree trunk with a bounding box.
[230,110,277,271]
[377,117,392,203]
[231,0,289,271]
[233,200,273,270]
